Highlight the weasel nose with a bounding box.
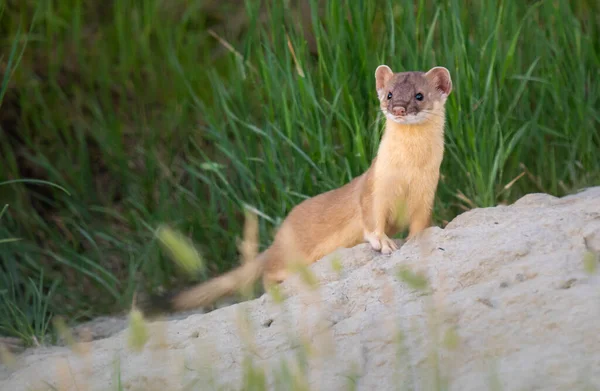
[392,106,406,116]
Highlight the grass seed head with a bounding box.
[156,225,204,276]
[128,308,149,352]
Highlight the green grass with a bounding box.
[0,0,599,344]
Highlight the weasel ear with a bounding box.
[425,66,452,101]
[375,65,394,99]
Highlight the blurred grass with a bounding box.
[0,0,599,343]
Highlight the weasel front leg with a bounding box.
[364,194,398,255]
[406,189,435,240]
[407,206,431,239]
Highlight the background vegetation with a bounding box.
[0,0,598,345]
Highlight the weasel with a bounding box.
[143,64,452,314]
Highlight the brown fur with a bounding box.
[152,64,453,313]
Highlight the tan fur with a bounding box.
[160,64,453,313]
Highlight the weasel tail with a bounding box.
[143,250,270,315]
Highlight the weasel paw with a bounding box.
[380,236,398,254]
[366,232,398,254]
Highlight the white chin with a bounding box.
[385,112,426,125]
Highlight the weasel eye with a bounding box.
[415,93,424,101]
[387,92,392,100]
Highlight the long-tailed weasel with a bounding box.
[144,64,452,314]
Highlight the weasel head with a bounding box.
[375,65,452,126]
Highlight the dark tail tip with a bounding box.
[136,290,178,318]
